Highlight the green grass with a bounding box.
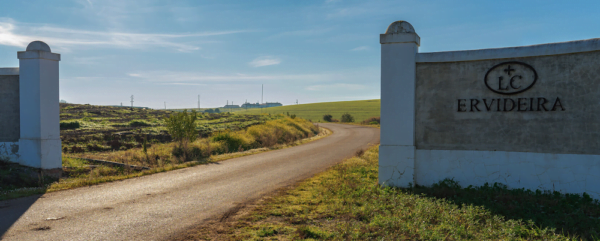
[0,122,331,201]
[198,145,600,240]
[231,99,380,123]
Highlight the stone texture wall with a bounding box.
[0,75,20,142]
[415,50,600,155]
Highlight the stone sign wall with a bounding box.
[416,51,599,155]
[379,20,600,199]
[0,69,20,142]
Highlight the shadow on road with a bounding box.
[0,194,41,238]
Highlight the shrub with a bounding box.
[60,121,81,129]
[211,131,254,153]
[290,114,296,119]
[361,116,380,125]
[164,110,198,148]
[323,114,333,122]
[129,120,151,127]
[341,113,354,123]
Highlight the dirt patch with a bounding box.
[168,185,297,241]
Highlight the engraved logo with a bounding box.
[484,61,537,95]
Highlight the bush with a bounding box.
[341,113,354,123]
[323,114,333,122]
[210,131,254,153]
[361,116,380,125]
[129,120,151,127]
[60,121,80,129]
[164,110,198,148]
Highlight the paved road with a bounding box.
[0,123,379,240]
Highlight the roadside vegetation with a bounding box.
[185,145,600,240]
[59,103,274,154]
[1,104,327,200]
[233,99,380,122]
[70,116,319,168]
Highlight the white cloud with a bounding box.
[248,56,282,67]
[0,19,249,52]
[126,66,379,85]
[306,83,366,91]
[127,71,326,83]
[350,46,369,51]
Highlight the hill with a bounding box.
[232,99,380,123]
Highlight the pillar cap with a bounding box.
[385,21,415,34]
[381,20,420,46]
[26,41,51,52]
[18,41,60,61]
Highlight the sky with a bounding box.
[1,0,600,109]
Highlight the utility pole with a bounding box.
[296,99,298,105]
[130,95,134,109]
[198,95,200,110]
[261,84,263,104]
[164,102,166,110]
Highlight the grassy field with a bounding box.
[230,99,380,123]
[1,104,328,200]
[181,145,600,240]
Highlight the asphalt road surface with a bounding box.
[0,123,379,240]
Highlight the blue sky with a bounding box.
[1,0,599,109]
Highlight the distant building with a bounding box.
[223,104,240,109]
[241,102,283,109]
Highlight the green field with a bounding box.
[231,99,380,123]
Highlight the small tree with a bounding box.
[341,113,354,123]
[165,110,198,149]
[205,109,214,113]
[290,114,296,119]
[323,114,333,122]
[214,108,221,113]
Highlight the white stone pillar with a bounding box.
[379,21,419,187]
[17,41,62,171]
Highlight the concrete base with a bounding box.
[378,145,415,187]
[0,142,20,163]
[415,149,600,200]
[42,168,63,179]
[18,138,61,169]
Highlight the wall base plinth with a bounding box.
[18,138,61,169]
[379,145,415,187]
[415,149,600,200]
